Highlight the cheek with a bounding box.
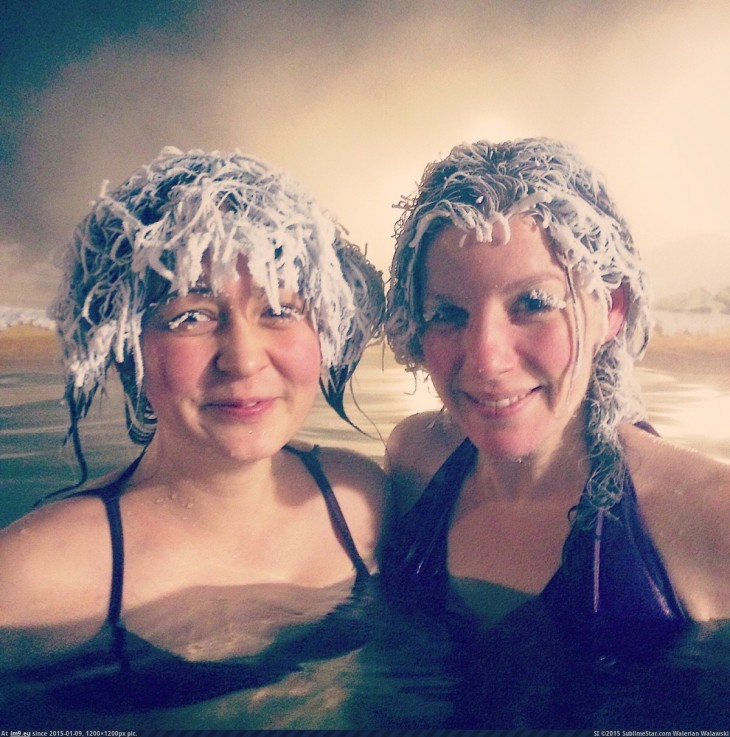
[421,332,458,385]
[532,315,596,411]
[530,322,575,376]
[141,336,211,401]
[275,329,322,387]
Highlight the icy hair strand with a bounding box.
[385,137,652,518]
[51,147,384,470]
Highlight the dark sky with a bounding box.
[2,0,729,307]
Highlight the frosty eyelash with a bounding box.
[525,288,567,311]
[421,305,439,324]
[420,303,467,327]
[166,310,215,331]
[267,304,306,320]
[420,288,567,329]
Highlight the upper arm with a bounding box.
[384,416,427,516]
[627,430,730,620]
[667,472,730,620]
[0,498,112,630]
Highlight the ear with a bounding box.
[604,282,629,343]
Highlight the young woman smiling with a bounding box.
[382,138,730,726]
[0,149,387,714]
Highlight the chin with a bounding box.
[468,429,544,463]
[484,447,536,464]
[210,433,287,463]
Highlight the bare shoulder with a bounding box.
[314,445,388,558]
[386,411,465,514]
[287,439,387,509]
[622,423,730,505]
[621,424,730,620]
[0,494,112,629]
[316,445,387,500]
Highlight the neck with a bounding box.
[470,422,590,504]
[132,435,281,503]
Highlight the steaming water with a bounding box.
[1,347,728,729]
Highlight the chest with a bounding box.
[117,497,366,610]
[447,496,574,594]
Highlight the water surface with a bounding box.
[1,346,728,729]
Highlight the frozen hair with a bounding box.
[386,137,652,517]
[51,147,384,467]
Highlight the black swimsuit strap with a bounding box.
[99,445,369,628]
[284,444,370,579]
[104,487,125,628]
[61,455,143,628]
[100,456,142,627]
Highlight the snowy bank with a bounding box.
[0,306,55,331]
[654,310,730,336]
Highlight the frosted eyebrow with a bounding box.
[172,286,215,299]
[423,269,565,295]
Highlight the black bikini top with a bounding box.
[20,446,377,713]
[382,428,689,656]
[71,444,371,628]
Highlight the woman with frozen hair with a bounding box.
[382,138,729,679]
[0,148,386,711]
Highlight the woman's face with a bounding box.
[419,216,610,462]
[140,258,322,465]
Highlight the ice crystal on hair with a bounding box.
[385,137,652,518]
[51,148,384,443]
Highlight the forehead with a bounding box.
[422,216,563,293]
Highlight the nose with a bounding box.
[214,314,270,377]
[464,306,516,377]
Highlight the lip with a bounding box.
[202,397,276,420]
[461,387,537,418]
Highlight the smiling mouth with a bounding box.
[203,398,276,416]
[208,399,269,408]
[465,389,535,413]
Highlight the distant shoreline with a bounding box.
[1,323,729,391]
[0,325,62,373]
[642,327,730,392]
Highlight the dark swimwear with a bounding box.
[16,445,375,712]
[74,443,371,632]
[380,427,701,727]
[381,428,690,657]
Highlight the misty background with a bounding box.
[2,0,729,310]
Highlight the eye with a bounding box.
[261,302,307,326]
[146,292,220,334]
[420,303,468,331]
[164,309,219,333]
[512,288,567,318]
